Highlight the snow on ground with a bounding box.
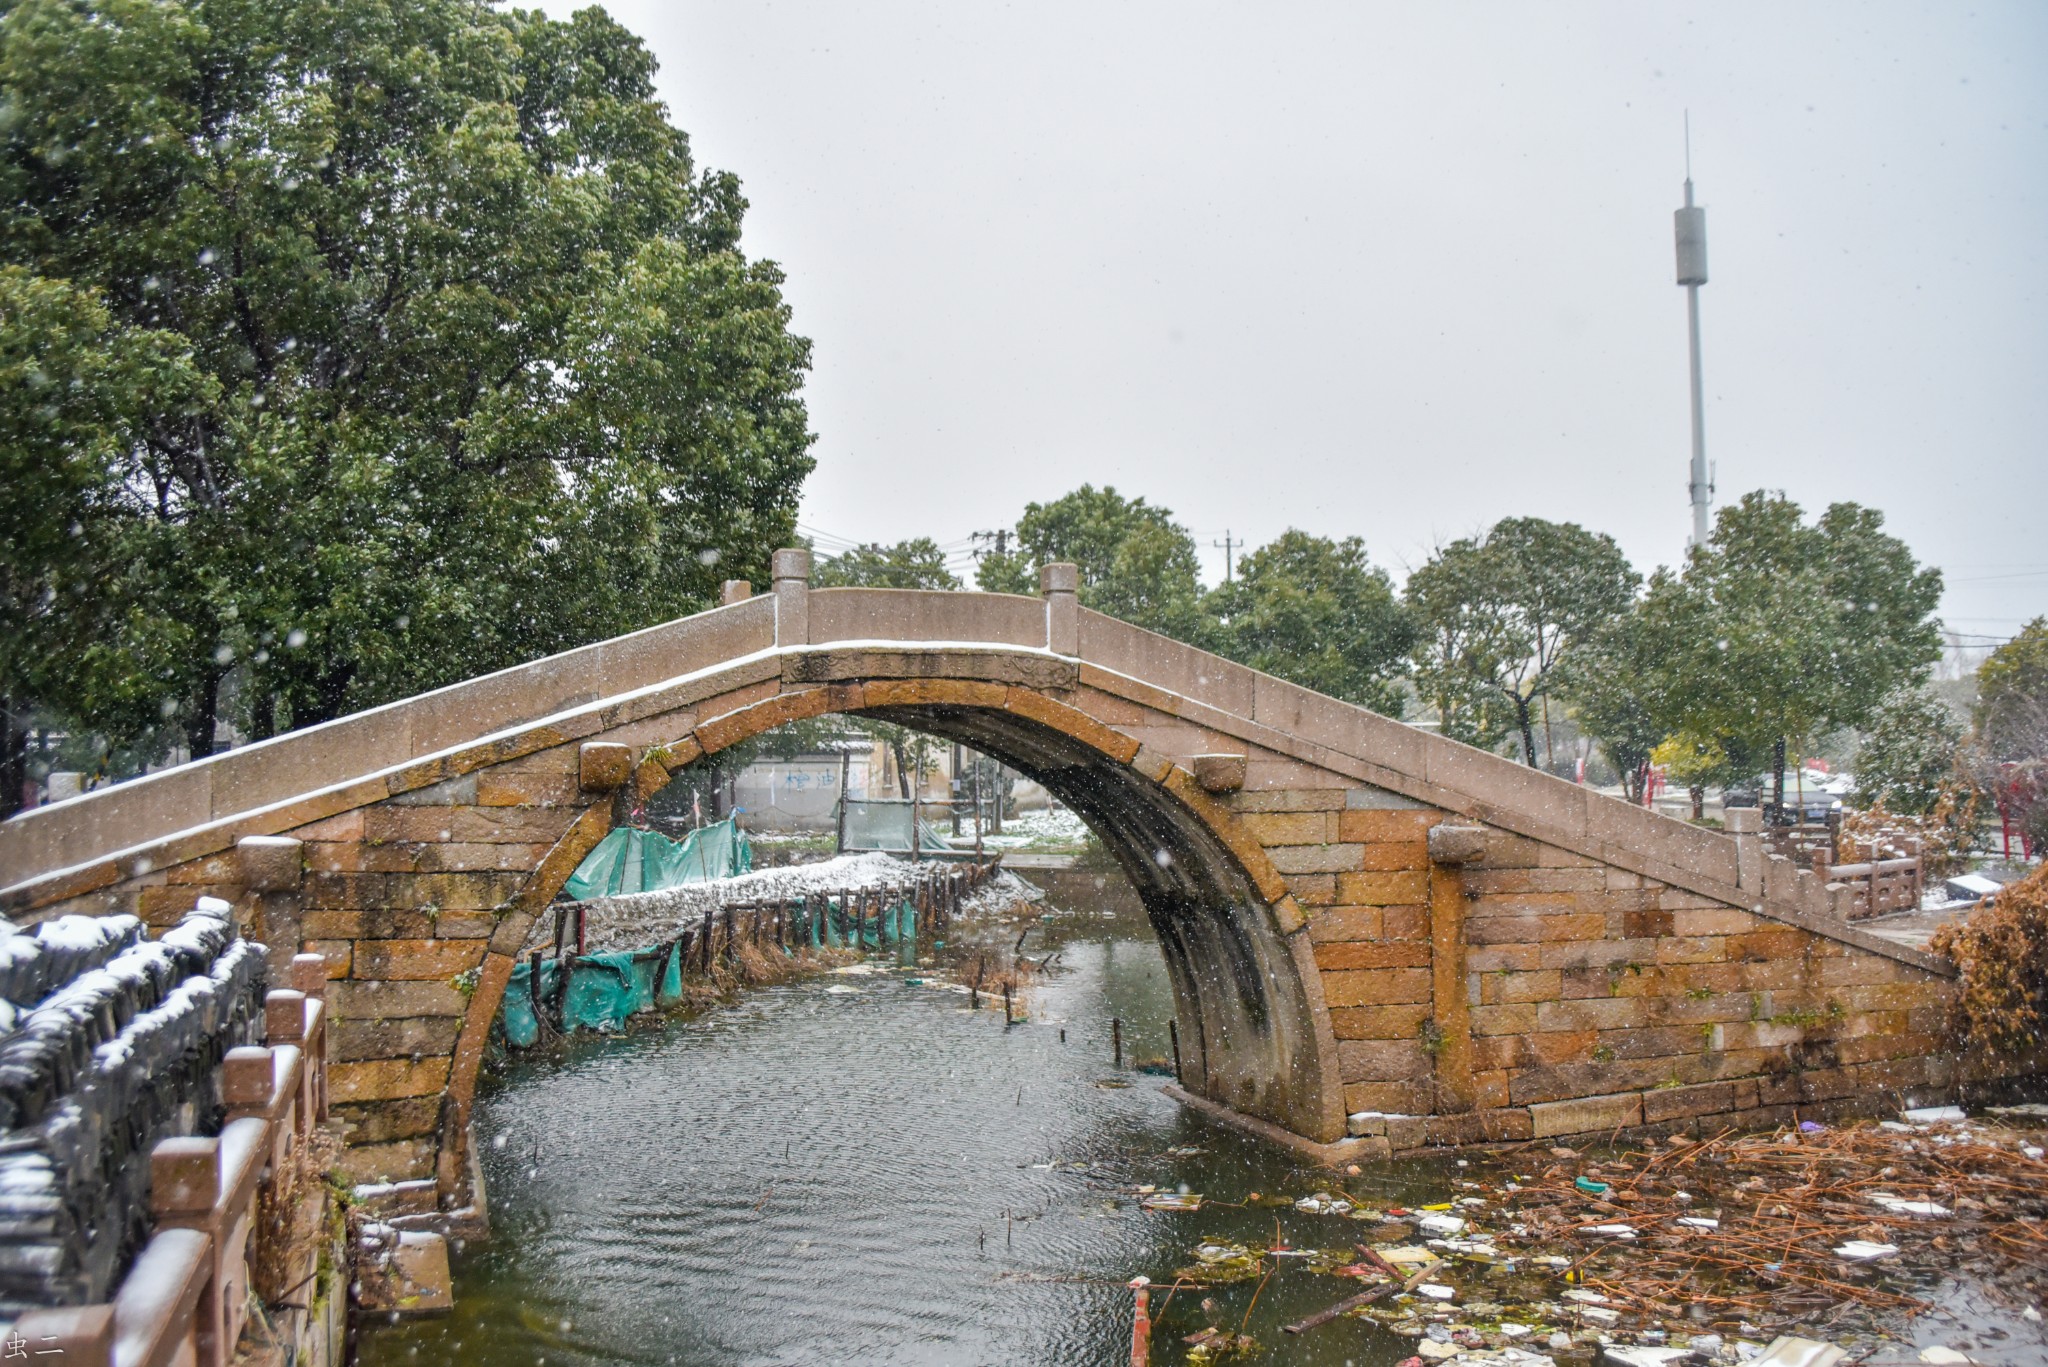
[967,805,1091,851]
[550,851,1044,956]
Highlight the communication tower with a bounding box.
[1675,121,1712,548]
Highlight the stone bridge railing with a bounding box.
[2,956,331,1367]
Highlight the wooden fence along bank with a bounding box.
[509,857,1005,1043]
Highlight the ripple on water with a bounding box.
[354,927,1269,1367]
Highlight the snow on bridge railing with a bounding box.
[1,953,329,1367]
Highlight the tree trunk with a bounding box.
[1514,696,1538,767]
[249,689,277,742]
[891,739,910,799]
[0,698,28,819]
[1690,784,1705,821]
[188,667,225,760]
[1772,737,1787,818]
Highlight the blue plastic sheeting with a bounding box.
[562,819,752,901]
[498,895,921,1045]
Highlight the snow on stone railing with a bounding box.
[0,951,329,1367]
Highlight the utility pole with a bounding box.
[1212,531,1239,583]
[1675,115,1712,550]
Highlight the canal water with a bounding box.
[350,871,2038,1367]
[353,872,1457,1366]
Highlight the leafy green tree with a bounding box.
[1976,618,2048,765]
[1853,687,1964,815]
[0,0,812,812]
[1971,618,2048,851]
[1646,493,1944,805]
[1405,518,1639,766]
[814,539,960,590]
[973,484,1206,638]
[1556,592,1680,803]
[0,268,216,805]
[1206,531,1414,716]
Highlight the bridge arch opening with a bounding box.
[456,679,1347,1176]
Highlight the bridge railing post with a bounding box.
[773,548,811,647]
[1041,562,1078,655]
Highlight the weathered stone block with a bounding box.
[333,1096,444,1144]
[236,836,304,892]
[578,742,633,792]
[1307,905,1382,942]
[1528,1029,1597,1065]
[1539,937,1657,970]
[1231,789,1346,813]
[1240,812,1334,845]
[1728,930,1810,963]
[477,766,584,808]
[1359,841,1429,872]
[1267,843,1364,875]
[1528,1091,1643,1138]
[333,1016,466,1063]
[350,939,492,982]
[1480,1105,1533,1140]
[1335,870,1430,905]
[1468,1003,1538,1035]
[1672,906,1755,936]
[1313,941,1431,971]
[1493,969,1562,1003]
[1654,936,1728,965]
[332,979,471,1018]
[1465,913,1606,945]
[1337,807,1437,843]
[1328,1003,1432,1040]
[1191,754,1247,793]
[1382,905,1429,940]
[1342,1081,1430,1115]
[1320,968,1431,1007]
[331,1056,452,1103]
[1467,943,1541,972]
[1338,1038,1431,1082]
[334,1138,438,1186]
[1426,824,1488,867]
[1535,998,1644,1032]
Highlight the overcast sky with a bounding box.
[542,1,2047,650]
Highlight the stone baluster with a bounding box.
[1041,561,1078,655]
[773,547,810,647]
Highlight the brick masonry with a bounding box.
[0,572,2001,1198]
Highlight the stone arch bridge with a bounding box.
[0,554,1960,1205]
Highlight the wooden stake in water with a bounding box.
[1112,1017,1123,1068]
[1003,982,1013,1026]
[1129,1277,1152,1367]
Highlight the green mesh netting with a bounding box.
[561,818,752,900]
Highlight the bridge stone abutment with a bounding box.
[1,555,1985,1206]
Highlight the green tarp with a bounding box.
[499,892,921,1045]
[561,818,752,901]
[502,944,688,1046]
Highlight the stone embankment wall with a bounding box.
[1232,792,1952,1150]
[0,557,1979,1202]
